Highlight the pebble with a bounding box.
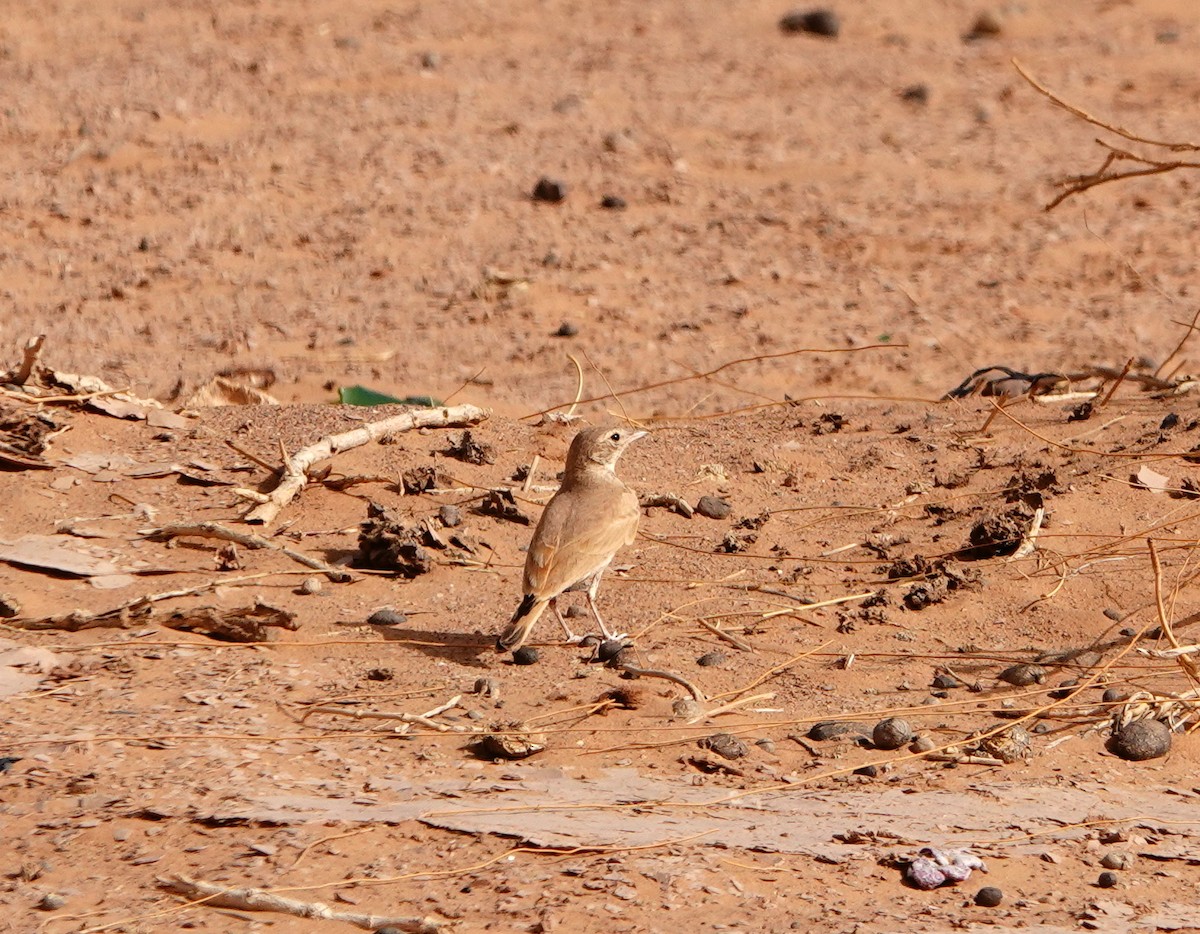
[872,717,912,750]
[697,651,727,667]
[931,672,961,689]
[512,646,540,666]
[998,663,1046,686]
[36,893,66,911]
[695,495,732,520]
[554,321,579,337]
[910,735,936,753]
[532,177,568,203]
[754,737,775,753]
[1100,851,1133,870]
[1102,686,1128,703]
[900,84,930,105]
[1097,871,1119,888]
[966,10,1003,39]
[367,607,408,626]
[1111,719,1171,761]
[975,886,1003,907]
[438,504,463,527]
[597,639,628,663]
[1049,678,1078,700]
[299,576,322,595]
[600,194,627,210]
[365,667,394,681]
[779,8,840,37]
[473,677,499,698]
[853,764,878,778]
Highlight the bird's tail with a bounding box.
[496,593,547,651]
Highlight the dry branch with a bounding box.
[1013,59,1200,210]
[141,522,352,582]
[158,875,440,932]
[245,404,489,525]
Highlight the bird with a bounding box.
[497,426,646,652]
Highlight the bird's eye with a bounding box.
[610,432,621,442]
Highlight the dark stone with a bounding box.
[600,194,627,210]
[975,886,1003,907]
[532,177,568,203]
[697,651,727,667]
[512,646,540,666]
[695,495,732,520]
[367,607,408,626]
[554,321,579,337]
[1110,719,1171,761]
[872,717,912,750]
[597,639,628,663]
[438,504,463,528]
[1097,871,1119,888]
[779,8,840,37]
[900,84,929,105]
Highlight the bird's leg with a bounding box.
[550,597,586,644]
[586,571,628,642]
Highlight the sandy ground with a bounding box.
[5,0,1200,931]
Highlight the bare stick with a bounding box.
[141,522,353,582]
[1012,59,1200,152]
[616,663,706,702]
[245,404,489,526]
[302,695,470,733]
[697,618,753,651]
[157,875,440,933]
[640,492,695,518]
[10,334,45,386]
[1007,505,1045,562]
[4,570,309,631]
[687,692,776,724]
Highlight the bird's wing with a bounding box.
[523,487,640,598]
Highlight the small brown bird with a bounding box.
[497,426,646,652]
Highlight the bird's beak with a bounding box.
[629,430,648,443]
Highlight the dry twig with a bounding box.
[244,404,489,526]
[141,522,352,582]
[157,875,440,932]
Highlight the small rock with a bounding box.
[779,8,840,37]
[532,177,568,203]
[600,194,627,210]
[700,732,750,760]
[36,893,66,911]
[1102,686,1128,703]
[1097,871,1119,888]
[673,698,702,719]
[367,607,408,626]
[1049,678,1078,700]
[966,10,1002,39]
[597,639,628,663]
[365,667,394,682]
[853,764,879,777]
[1111,719,1171,761]
[808,720,864,741]
[931,672,961,690]
[299,576,322,595]
[997,663,1046,686]
[755,737,776,753]
[900,84,930,105]
[553,321,579,337]
[697,651,727,667]
[695,495,732,520]
[418,51,440,69]
[1100,851,1133,870]
[872,717,912,750]
[438,504,463,527]
[975,886,1003,907]
[512,646,540,666]
[910,736,936,753]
